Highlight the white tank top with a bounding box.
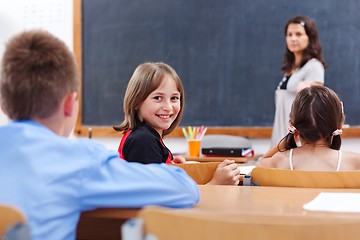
[289,148,342,171]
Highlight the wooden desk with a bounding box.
[191,185,360,218]
[185,154,261,163]
[77,185,360,239]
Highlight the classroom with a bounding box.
[1,0,360,239]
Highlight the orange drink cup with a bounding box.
[187,139,201,157]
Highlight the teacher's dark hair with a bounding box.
[282,15,327,73]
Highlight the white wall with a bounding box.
[0,0,73,126]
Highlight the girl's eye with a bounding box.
[153,96,162,100]
[171,96,180,101]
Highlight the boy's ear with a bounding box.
[0,102,8,116]
[63,92,77,117]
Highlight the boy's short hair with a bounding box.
[0,30,78,120]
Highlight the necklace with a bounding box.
[277,75,289,90]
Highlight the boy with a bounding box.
[0,30,199,240]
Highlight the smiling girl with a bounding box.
[113,62,242,185]
[113,62,185,164]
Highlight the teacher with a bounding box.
[271,15,327,146]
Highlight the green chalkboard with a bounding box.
[82,0,360,127]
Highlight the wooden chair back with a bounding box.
[251,167,360,188]
[139,206,360,240]
[173,162,220,184]
[0,205,27,235]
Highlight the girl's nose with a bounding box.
[162,101,172,111]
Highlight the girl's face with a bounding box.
[138,77,181,136]
[286,23,309,54]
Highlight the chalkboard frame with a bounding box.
[73,0,360,138]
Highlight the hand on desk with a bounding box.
[172,155,186,164]
[206,159,241,186]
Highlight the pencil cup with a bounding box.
[187,139,201,157]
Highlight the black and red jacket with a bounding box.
[118,124,172,164]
